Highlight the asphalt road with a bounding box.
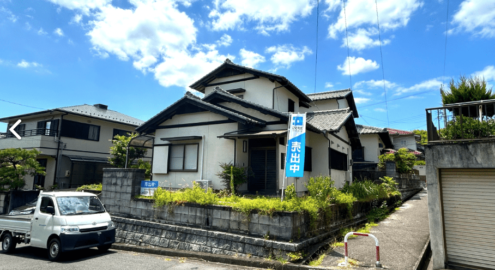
[0,245,263,270]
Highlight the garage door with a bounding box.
[441,169,495,269]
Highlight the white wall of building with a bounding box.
[391,135,417,151]
[300,99,339,112]
[360,134,380,163]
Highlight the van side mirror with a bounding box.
[46,206,55,215]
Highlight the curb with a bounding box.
[413,237,431,270]
[111,243,322,270]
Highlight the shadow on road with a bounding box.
[5,245,116,264]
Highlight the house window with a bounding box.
[288,99,295,112]
[379,143,384,148]
[281,153,286,170]
[401,140,406,146]
[8,123,25,137]
[169,144,199,171]
[304,147,312,171]
[113,128,132,138]
[36,120,59,136]
[329,148,348,171]
[352,147,365,161]
[60,120,100,141]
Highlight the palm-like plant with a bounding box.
[441,76,494,105]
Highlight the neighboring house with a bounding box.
[425,100,495,270]
[352,125,394,170]
[0,104,145,190]
[137,59,361,194]
[300,89,359,118]
[386,128,419,151]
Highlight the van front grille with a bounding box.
[79,226,107,233]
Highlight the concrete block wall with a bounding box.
[112,216,334,259]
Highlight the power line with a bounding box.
[341,0,352,89]
[359,89,437,109]
[0,99,46,110]
[314,0,320,94]
[374,0,389,127]
[442,0,450,87]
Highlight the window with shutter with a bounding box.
[329,148,348,171]
[60,120,100,141]
[288,99,295,112]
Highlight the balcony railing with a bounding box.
[426,99,495,143]
[1,129,58,139]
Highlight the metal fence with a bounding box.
[426,99,495,143]
[2,128,57,139]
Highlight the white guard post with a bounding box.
[337,232,382,268]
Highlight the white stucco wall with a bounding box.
[329,128,351,188]
[205,74,276,109]
[152,111,238,190]
[218,102,280,122]
[300,99,339,112]
[360,134,380,163]
[391,135,417,151]
[273,82,299,113]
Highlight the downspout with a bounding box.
[53,113,68,187]
[225,138,236,165]
[200,135,205,180]
[323,131,331,176]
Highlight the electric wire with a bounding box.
[0,99,46,110]
[314,0,320,94]
[374,0,390,127]
[341,0,352,89]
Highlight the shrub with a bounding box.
[341,180,380,201]
[216,163,249,193]
[379,176,400,197]
[285,183,296,200]
[378,148,417,173]
[76,183,102,191]
[305,176,336,202]
[441,116,495,140]
[414,160,425,166]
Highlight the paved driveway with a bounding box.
[0,245,263,270]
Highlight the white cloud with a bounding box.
[54,28,64,36]
[325,82,334,88]
[337,56,379,75]
[327,0,422,49]
[71,14,83,24]
[217,34,233,47]
[354,79,397,89]
[68,39,74,45]
[37,28,47,35]
[25,22,32,30]
[0,7,17,23]
[17,60,42,68]
[345,28,391,51]
[265,44,312,69]
[355,97,371,104]
[354,89,372,95]
[451,0,495,38]
[394,78,443,95]
[239,49,265,68]
[472,65,495,88]
[46,0,112,15]
[209,0,315,35]
[374,108,387,112]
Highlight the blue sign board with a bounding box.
[141,181,158,196]
[285,114,306,178]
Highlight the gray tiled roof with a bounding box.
[356,124,388,134]
[136,91,264,133]
[307,89,351,101]
[306,108,352,132]
[58,104,144,126]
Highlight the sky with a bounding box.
[1,0,494,133]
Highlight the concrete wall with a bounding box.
[425,142,495,270]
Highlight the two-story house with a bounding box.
[352,124,394,170]
[0,104,145,190]
[137,59,361,195]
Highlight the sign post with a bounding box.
[282,113,306,201]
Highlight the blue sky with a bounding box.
[1,0,494,133]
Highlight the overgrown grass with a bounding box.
[147,176,400,231]
[308,254,326,266]
[76,183,102,191]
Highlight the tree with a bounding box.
[0,148,46,190]
[109,133,147,169]
[378,148,417,174]
[412,130,428,145]
[441,76,494,105]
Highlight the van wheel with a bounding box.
[98,244,112,252]
[1,233,17,253]
[47,238,62,261]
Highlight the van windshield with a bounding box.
[56,196,106,215]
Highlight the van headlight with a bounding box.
[107,221,115,228]
[60,226,79,233]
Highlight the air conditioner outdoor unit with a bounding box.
[65,170,71,177]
